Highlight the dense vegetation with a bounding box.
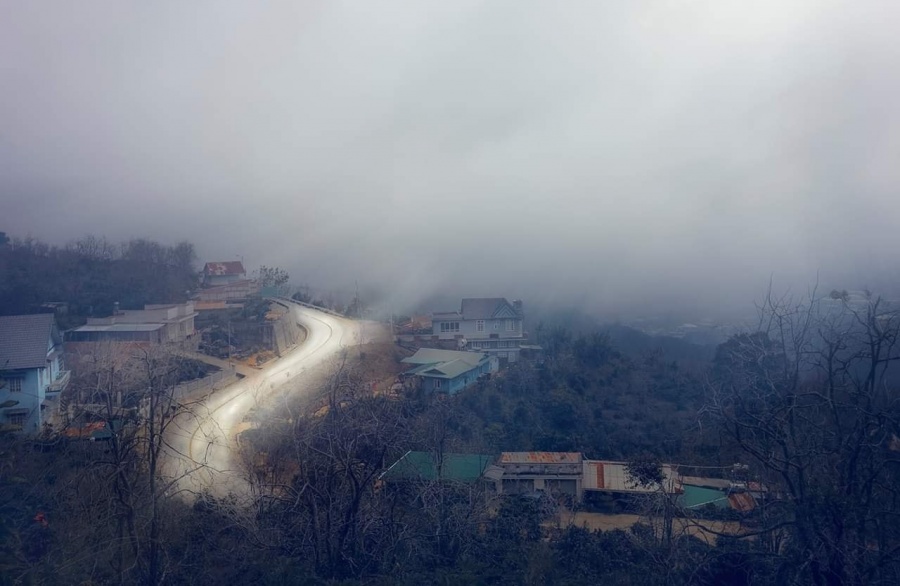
[453,330,707,461]
[3,235,900,584]
[0,337,730,585]
[0,233,197,323]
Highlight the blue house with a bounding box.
[401,348,498,394]
[0,314,69,434]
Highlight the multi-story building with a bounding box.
[0,314,69,434]
[202,261,246,287]
[431,298,525,362]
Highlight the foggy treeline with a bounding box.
[0,233,197,320]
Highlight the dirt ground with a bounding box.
[353,342,414,396]
[551,510,749,545]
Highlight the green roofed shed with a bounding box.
[380,451,494,483]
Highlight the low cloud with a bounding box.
[3,0,899,319]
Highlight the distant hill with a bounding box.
[602,323,717,366]
[527,306,718,367]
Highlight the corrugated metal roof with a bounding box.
[500,452,582,464]
[203,261,245,276]
[681,476,732,490]
[422,359,474,379]
[728,492,756,512]
[402,349,491,380]
[402,363,437,376]
[679,485,730,509]
[0,314,56,370]
[402,348,487,367]
[432,311,463,319]
[380,451,495,482]
[71,323,164,332]
[582,460,680,494]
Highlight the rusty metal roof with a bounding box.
[203,261,245,276]
[583,460,681,494]
[499,452,582,464]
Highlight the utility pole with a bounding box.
[356,280,364,357]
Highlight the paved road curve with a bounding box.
[163,301,358,503]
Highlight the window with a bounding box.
[6,378,22,393]
[493,321,500,330]
[440,322,460,333]
[475,320,485,332]
[433,379,442,390]
[8,412,27,427]
[506,319,517,332]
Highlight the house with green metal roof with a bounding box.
[379,450,496,483]
[401,348,498,394]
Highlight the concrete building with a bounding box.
[491,452,682,503]
[202,261,246,286]
[401,348,498,394]
[582,460,680,494]
[0,314,69,434]
[378,449,686,504]
[431,298,525,362]
[195,279,260,304]
[494,452,586,501]
[66,302,198,345]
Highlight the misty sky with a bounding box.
[2,1,899,318]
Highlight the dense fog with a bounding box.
[3,1,899,319]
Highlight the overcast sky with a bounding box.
[2,1,899,319]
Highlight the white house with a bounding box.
[431,298,525,362]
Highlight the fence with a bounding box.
[172,369,237,400]
[269,296,346,318]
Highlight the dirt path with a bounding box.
[551,510,749,545]
[177,349,259,377]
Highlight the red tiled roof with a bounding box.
[203,261,245,276]
[499,452,582,464]
[728,492,756,512]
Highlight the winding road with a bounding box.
[163,300,359,503]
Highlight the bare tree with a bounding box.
[705,289,900,585]
[233,354,413,579]
[61,342,208,584]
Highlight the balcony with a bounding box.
[47,370,71,394]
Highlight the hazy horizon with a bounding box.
[3,1,899,320]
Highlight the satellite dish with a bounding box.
[458,337,468,349]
